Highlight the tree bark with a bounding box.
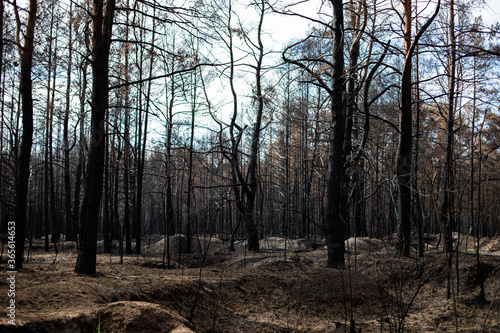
[43,2,55,252]
[395,0,414,258]
[63,1,75,242]
[0,0,4,230]
[439,0,456,254]
[13,0,37,269]
[324,0,346,268]
[75,0,116,275]
[123,3,132,255]
[103,107,111,253]
[394,0,440,257]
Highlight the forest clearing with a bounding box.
[1,234,499,332]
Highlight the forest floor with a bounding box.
[0,233,499,332]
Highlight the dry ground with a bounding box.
[0,234,499,332]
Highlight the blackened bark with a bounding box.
[439,0,456,254]
[395,0,440,257]
[343,1,366,238]
[0,1,3,90]
[75,0,116,275]
[324,0,346,268]
[395,0,413,256]
[0,0,4,234]
[44,3,55,252]
[123,11,132,255]
[13,0,37,269]
[163,71,175,266]
[0,1,5,236]
[186,89,195,254]
[72,62,89,249]
[64,2,75,242]
[103,111,111,254]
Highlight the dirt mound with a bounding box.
[96,301,194,333]
[479,237,500,255]
[150,234,225,255]
[345,237,387,255]
[259,237,313,252]
[410,233,500,255]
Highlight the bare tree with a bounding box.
[394,0,440,257]
[212,0,268,251]
[282,0,346,268]
[75,0,116,275]
[439,0,457,254]
[13,0,37,269]
[63,1,75,243]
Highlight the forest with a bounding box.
[0,0,500,332]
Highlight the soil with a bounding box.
[0,234,499,332]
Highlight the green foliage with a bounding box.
[85,315,104,333]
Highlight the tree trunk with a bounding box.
[49,31,59,249]
[75,0,116,275]
[224,0,265,252]
[395,0,414,258]
[13,0,37,269]
[0,0,4,231]
[43,3,55,252]
[123,5,132,255]
[186,68,197,254]
[103,109,111,253]
[242,0,265,251]
[163,67,175,266]
[413,18,424,257]
[439,0,456,254]
[63,1,75,242]
[324,0,346,269]
[394,0,440,257]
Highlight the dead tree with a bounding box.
[394,0,440,257]
[75,0,116,275]
[13,0,37,269]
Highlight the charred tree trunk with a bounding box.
[123,6,132,255]
[49,33,59,250]
[43,3,55,252]
[72,62,89,251]
[75,0,116,275]
[413,22,424,257]
[439,0,456,254]
[163,68,175,266]
[324,0,346,268]
[0,0,4,230]
[102,110,111,254]
[63,2,75,242]
[395,0,414,258]
[186,69,197,254]
[394,0,440,257]
[13,0,37,269]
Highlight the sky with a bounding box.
[477,2,499,26]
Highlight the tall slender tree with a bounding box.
[394,0,440,257]
[63,1,75,242]
[282,0,347,268]
[75,0,116,275]
[439,0,457,254]
[13,0,37,269]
